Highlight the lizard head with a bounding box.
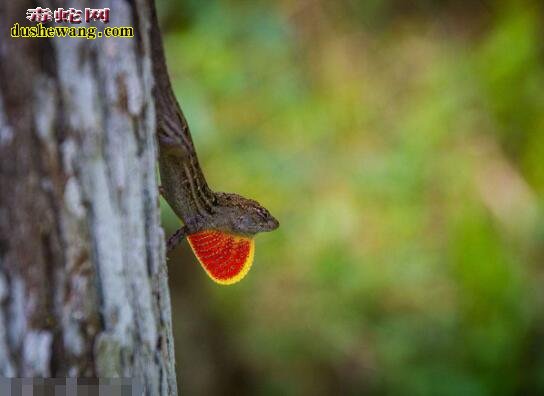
[213,192,279,236]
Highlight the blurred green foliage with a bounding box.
[157,0,544,394]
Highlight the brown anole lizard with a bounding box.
[149,2,279,284]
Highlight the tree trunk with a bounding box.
[0,1,177,393]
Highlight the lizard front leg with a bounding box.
[160,185,188,251]
[166,225,189,252]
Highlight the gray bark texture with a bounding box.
[0,1,178,394]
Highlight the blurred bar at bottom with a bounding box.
[0,378,144,396]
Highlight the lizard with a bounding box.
[148,1,279,285]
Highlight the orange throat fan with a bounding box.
[187,230,255,285]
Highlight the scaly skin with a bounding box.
[149,1,279,283]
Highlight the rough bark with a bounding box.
[0,1,177,394]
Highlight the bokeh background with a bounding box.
[156,0,544,394]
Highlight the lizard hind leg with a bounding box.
[187,230,255,285]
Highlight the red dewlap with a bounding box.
[187,230,254,284]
